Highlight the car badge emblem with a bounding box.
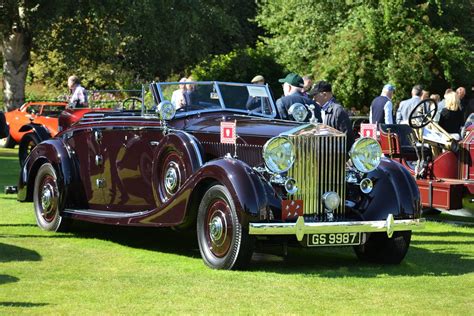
[281,200,303,221]
[220,121,236,144]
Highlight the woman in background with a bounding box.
[438,91,464,137]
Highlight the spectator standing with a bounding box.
[309,80,354,149]
[171,77,187,110]
[421,89,430,100]
[369,84,395,124]
[184,76,197,106]
[396,84,422,124]
[275,73,321,122]
[456,87,469,119]
[434,89,452,122]
[67,75,88,108]
[438,91,464,135]
[247,75,270,113]
[302,75,313,97]
[250,75,265,85]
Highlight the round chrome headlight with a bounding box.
[263,136,295,173]
[157,101,176,120]
[288,103,308,122]
[349,137,382,173]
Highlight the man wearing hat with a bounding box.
[276,73,321,122]
[247,75,270,112]
[251,75,265,85]
[369,84,395,124]
[309,80,354,149]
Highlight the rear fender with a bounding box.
[362,158,421,220]
[19,124,52,143]
[18,138,76,203]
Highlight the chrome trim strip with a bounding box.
[64,208,149,218]
[249,215,425,241]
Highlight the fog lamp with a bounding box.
[284,178,298,194]
[360,178,373,194]
[322,191,340,211]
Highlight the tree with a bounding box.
[30,0,260,92]
[256,0,473,108]
[2,0,260,109]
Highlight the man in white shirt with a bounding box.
[67,75,88,108]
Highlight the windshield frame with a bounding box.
[153,81,277,119]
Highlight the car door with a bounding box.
[99,124,160,211]
[66,127,106,208]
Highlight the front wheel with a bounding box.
[19,133,40,166]
[197,184,254,270]
[33,163,68,232]
[354,231,412,264]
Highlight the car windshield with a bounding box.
[154,81,276,118]
[41,105,66,117]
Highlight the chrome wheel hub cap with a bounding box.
[164,162,179,195]
[41,184,54,210]
[209,216,224,242]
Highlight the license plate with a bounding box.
[307,232,361,247]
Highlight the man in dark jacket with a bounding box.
[309,81,355,149]
[369,84,395,124]
[275,73,321,122]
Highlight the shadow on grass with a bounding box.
[0,275,19,285]
[0,196,19,200]
[0,302,48,308]
[63,222,474,277]
[0,224,37,227]
[0,243,42,263]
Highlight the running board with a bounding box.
[64,208,149,219]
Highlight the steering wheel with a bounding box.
[120,97,142,111]
[408,99,438,129]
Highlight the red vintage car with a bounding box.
[18,81,424,270]
[0,101,67,151]
[376,99,474,217]
[1,97,140,165]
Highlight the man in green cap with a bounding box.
[275,73,321,122]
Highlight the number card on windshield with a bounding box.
[360,123,377,139]
[220,121,236,144]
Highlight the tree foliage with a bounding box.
[190,43,285,93]
[29,0,259,91]
[256,0,473,108]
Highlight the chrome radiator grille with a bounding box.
[287,134,347,217]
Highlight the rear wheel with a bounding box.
[33,163,68,232]
[354,231,412,264]
[197,184,254,270]
[19,133,40,166]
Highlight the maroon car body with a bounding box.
[18,81,424,269]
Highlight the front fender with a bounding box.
[362,157,421,220]
[191,158,274,227]
[17,137,76,202]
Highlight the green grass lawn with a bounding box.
[0,147,473,314]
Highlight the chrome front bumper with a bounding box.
[249,214,425,241]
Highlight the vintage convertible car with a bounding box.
[376,99,474,216]
[18,81,424,270]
